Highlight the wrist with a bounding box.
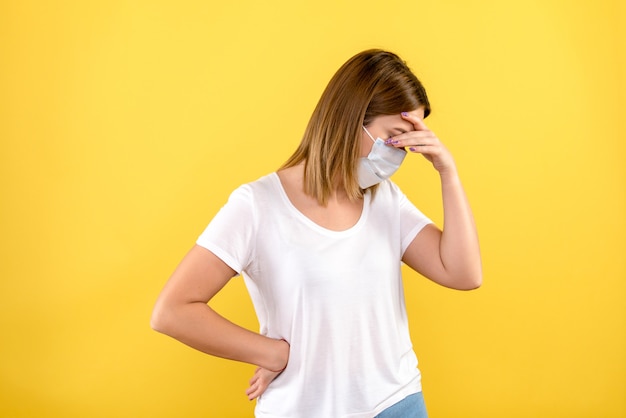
[267,338,290,372]
[438,165,459,182]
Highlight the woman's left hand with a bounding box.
[245,367,282,401]
[388,112,457,175]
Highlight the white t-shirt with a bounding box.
[197,173,432,418]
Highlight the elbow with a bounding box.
[448,266,482,291]
[150,308,165,334]
[459,258,483,290]
[458,270,483,290]
[150,301,173,335]
[462,276,482,290]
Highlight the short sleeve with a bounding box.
[395,184,433,255]
[196,185,256,274]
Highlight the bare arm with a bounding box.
[151,245,289,371]
[391,112,482,290]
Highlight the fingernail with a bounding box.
[409,147,416,152]
[392,140,401,145]
[401,112,409,117]
[385,138,393,144]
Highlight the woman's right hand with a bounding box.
[246,367,281,400]
[246,339,289,400]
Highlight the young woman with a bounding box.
[151,49,482,418]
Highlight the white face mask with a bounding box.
[357,125,407,188]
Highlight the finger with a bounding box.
[247,377,259,391]
[387,132,436,148]
[408,144,436,153]
[249,370,260,385]
[396,130,435,141]
[247,383,265,401]
[247,389,258,401]
[247,379,263,395]
[401,111,429,131]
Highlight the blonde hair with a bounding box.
[281,49,430,205]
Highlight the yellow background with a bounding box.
[1,0,624,417]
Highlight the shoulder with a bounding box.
[369,180,423,217]
[227,173,281,209]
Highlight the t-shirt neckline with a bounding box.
[270,172,369,236]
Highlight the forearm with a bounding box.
[391,112,482,289]
[439,168,482,288]
[152,300,287,372]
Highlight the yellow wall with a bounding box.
[1,0,624,417]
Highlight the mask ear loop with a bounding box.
[361,126,376,143]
